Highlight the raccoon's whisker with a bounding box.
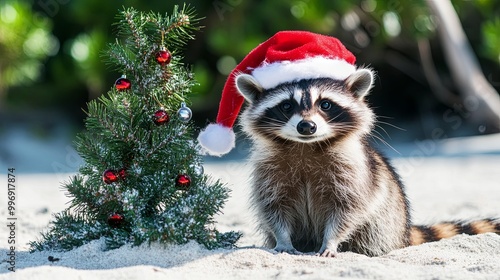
[314,113,348,131]
[261,117,288,124]
[370,134,400,155]
[261,118,288,127]
[372,128,389,141]
[263,115,288,122]
[332,123,357,130]
[258,123,281,128]
[374,124,392,140]
[376,120,405,131]
[257,122,280,128]
[280,112,292,121]
[258,120,286,129]
[333,122,355,128]
[327,112,345,123]
[373,120,403,148]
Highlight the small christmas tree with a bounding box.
[30,6,240,251]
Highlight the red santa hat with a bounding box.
[198,30,357,156]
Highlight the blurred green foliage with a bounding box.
[1,0,499,127]
[0,0,56,96]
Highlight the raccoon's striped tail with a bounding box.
[410,218,500,246]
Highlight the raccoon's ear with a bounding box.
[235,74,263,104]
[344,69,374,99]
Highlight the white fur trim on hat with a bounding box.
[251,56,356,89]
[197,123,236,157]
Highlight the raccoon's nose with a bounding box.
[297,120,317,135]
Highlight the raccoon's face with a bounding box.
[236,69,375,144]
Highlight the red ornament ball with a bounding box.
[103,169,118,184]
[175,174,191,190]
[118,168,127,180]
[107,213,124,228]
[114,76,131,91]
[153,109,170,125]
[156,49,172,65]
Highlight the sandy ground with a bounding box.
[1,134,500,279]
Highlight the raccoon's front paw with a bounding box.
[273,245,302,255]
[317,249,337,258]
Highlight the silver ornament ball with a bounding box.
[177,102,192,122]
[193,164,204,176]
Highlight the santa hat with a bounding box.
[198,30,357,156]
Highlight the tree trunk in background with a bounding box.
[426,0,500,132]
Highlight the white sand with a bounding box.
[1,134,500,279]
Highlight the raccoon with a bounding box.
[234,69,500,257]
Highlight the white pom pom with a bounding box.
[197,123,235,157]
